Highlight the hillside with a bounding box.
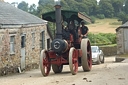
[87,18,122,33]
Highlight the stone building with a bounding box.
[0,1,52,76]
[116,21,128,54]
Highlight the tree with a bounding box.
[11,2,18,7]
[64,0,79,11]
[18,1,29,12]
[111,0,124,16]
[99,0,114,18]
[29,4,37,15]
[37,4,54,17]
[83,0,97,16]
[61,0,70,10]
[36,0,55,17]
[118,12,128,24]
[124,0,128,14]
[38,0,54,6]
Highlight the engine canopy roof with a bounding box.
[42,10,92,23]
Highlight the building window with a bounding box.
[40,31,45,50]
[10,36,15,54]
[47,38,50,50]
[42,31,45,49]
[21,35,25,48]
[32,33,35,48]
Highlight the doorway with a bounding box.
[21,34,26,70]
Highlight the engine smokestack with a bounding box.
[54,0,62,39]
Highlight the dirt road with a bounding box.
[0,57,128,85]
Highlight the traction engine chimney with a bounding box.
[55,1,62,39]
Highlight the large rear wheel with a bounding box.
[40,50,51,77]
[69,47,78,75]
[52,64,63,73]
[81,38,92,71]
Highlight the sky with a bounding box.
[4,0,38,6]
[4,0,100,6]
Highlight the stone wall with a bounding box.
[100,46,117,56]
[116,29,124,54]
[0,24,52,76]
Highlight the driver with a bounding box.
[80,22,89,38]
[68,21,77,41]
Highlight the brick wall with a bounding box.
[0,24,52,76]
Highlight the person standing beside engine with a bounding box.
[80,22,89,38]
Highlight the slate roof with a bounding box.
[116,21,128,32]
[0,1,46,26]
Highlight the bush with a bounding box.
[88,33,116,46]
[90,16,95,24]
[96,14,105,19]
[117,12,128,24]
[99,33,116,44]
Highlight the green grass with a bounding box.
[99,44,117,47]
[109,22,122,25]
[118,54,128,58]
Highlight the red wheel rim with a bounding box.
[42,51,50,76]
[72,50,78,73]
[87,41,92,70]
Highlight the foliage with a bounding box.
[118,12,128,24]
[17,0,128,24]
[88,33,116,46]
[29,4,37,16]
[38,0,54,6]
[99,44,117,47]
[111,0,124,17]
[48,22,55,38]
[16,0,121,46]
[15,0,128,35]
[96,14,105,19]
[90,16,96,24]
[99,0,114,18]
[99,33,116,44]
[124,0,128,14]
[37,4,54,18]
[18,1,29,12]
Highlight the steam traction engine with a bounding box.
[40,2,92,76]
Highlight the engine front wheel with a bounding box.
[81,38,92,71]
[40,50,51,77]
[52,64,63,73]
[69,47,78,75]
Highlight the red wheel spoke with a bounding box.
[40,50,51,76]
[88,60,91,66]
[88,59,90,63]
[69,48,78,75]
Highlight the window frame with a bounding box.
[32,32,35,49]
[10,35,15,54]
[47,38,50,50]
